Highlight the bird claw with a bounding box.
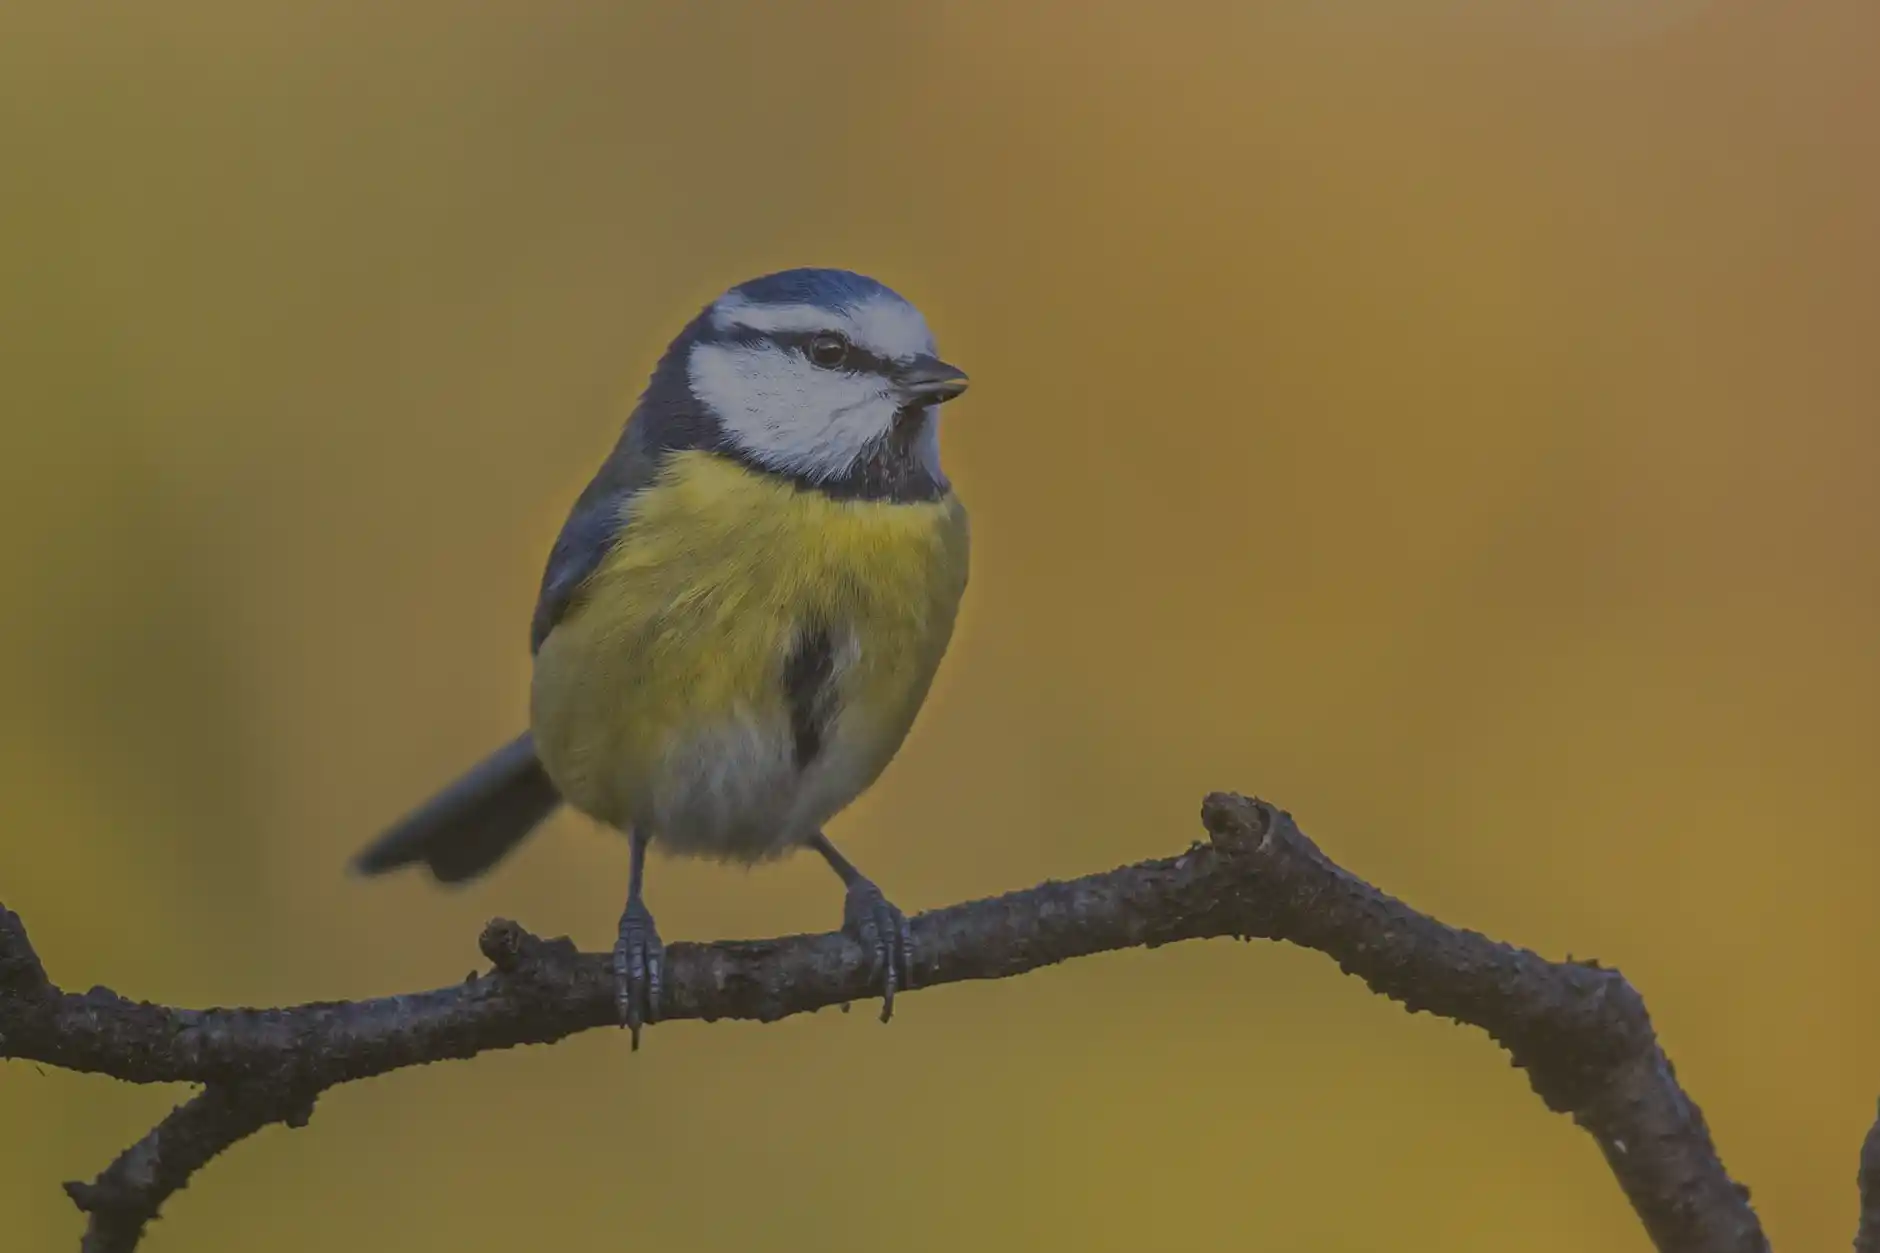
[613,899,664,1050]
[841,878,914,1023]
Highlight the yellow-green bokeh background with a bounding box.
[4,2,1877,1248]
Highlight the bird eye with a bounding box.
[807,332,850,369]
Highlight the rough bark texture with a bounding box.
[2,793,1859,1252]
[1856,1100,1880,1253]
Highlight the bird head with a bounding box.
[646,268,969,495]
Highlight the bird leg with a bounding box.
[809,831,913,1022]
[613,828,664,1050]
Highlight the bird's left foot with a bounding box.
[840,878,914,1022]
[612,897,664,1052]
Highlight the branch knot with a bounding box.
[478,918,580,978]
[1199,791,1277,851]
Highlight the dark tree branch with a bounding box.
[0,793,1808,1252]
[65,1082,317,1253]
[1856,1100,1880,1253]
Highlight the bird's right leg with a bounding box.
[613,827,664,1050]
[809,831,914,1023]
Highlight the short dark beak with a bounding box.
[896,355,970,405]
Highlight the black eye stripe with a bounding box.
[771,330,895,377]
[706,325,901,377]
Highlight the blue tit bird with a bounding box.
[350,267,972,1046]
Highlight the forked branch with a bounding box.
[1,794,1830,1252]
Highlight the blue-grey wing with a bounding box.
[529,348,724,654]
[529,428,665,654]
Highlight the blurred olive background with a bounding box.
[3,1,1877,1248]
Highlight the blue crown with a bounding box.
[728,267,904,312]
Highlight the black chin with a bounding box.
[768,407,945,503]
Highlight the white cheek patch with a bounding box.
[688,340,901,481]
[711,293,937,362]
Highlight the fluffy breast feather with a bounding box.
[529,449,969,860]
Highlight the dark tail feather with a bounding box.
[351,732,562,884]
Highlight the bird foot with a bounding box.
[612,899,664,1050]
[840,878,914,1023]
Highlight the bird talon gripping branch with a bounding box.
[844,877,914,1021]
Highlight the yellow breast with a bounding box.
[529,449,969,859]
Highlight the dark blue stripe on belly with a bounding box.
[782,623,836,771]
